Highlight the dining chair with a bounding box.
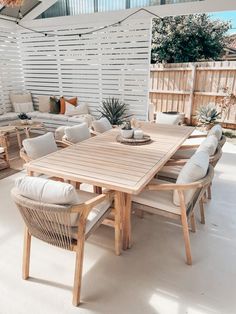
[0,135,10,169]
[132,151,214,265]
[62,123,95,145]
[92,117,112,134]
[11,176,121,306]
[185,124,226,148]
[155,112,181,125]
[160,134,222,203]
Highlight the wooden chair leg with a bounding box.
[207,184,212,200]
[72,237,85,307]
[114,206,121,256]
[190,212,196,233]
[199,199,205,224]
[75,182,81,190]
[93,186,102,194]
[22,227,31,280]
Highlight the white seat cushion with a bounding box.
[133,179,181,215]
[0,147,5,154]
[156,112,181,125]
[22,132,58,160]
[0,112,18,122]
[173,151,209,206]
[15,176,111,228]
[208,124,222,141]
[64,123,91,143]
[92,117,112,133]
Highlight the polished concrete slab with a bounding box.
[0,142,236,314]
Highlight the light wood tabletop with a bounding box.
[26,123,194,250]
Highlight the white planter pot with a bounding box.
[121,129,134,139]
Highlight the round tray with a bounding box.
[116,134,152,145]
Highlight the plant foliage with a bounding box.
[152,14,230,63]
[195,104,221,125]
[97,98,132,125]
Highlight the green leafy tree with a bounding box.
[152,14,230,63]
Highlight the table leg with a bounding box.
[115,191,132,250]
[25,127,30,138]
[16,130,22,148]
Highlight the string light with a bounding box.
[0,7,163,37]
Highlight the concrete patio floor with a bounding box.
[0,142,236,314]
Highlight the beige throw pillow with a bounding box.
[173,151,209,206]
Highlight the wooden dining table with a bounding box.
[25,123,194,250]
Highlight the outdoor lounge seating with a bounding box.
[133,151,214,265]
[11,176,121,306]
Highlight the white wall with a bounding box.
[0,21,24,113]
[18,18,152,119]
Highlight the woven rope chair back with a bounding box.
[11,188,77,251]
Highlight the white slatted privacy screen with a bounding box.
[19,19,151,119]
[0,27,24,113]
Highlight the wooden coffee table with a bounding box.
[9,121,46,146]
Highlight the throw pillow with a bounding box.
[10,92,32,105]
[64,102,89,116]
[64,123,91,143]
[49,96,60,114]
[60,96,77,114]
[173,151,209,206]
[22,132,58,160]
[38,95,50,113]
[13,102,34,113]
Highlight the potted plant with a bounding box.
[121,121,133,139]
[97,97,132,126]
[18,113,31,125]
[195,104,221,131]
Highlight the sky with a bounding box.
[210,11,236,35]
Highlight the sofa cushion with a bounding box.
[92,117,112,133]
[60,97,77,114]
[0,112,18,122]
[156,112,181,125]
[10,92,32,104]
[38,95,50,113]
[173,151,209,206]
[64,123,91,143]
[13,102,34,113]
[208,124,222,141]
[22,132,58,160]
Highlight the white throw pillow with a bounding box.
[15,176,78,205]
[64,123,91,143]
[197,135,218,156]
[156,112,181,125]
[208,124,222,141]
[23,132,58,160]
[92,117,112,133]
[13,102,34,113]
[64,101,89,116]
[10,92,32,105]
[173,151,209,206]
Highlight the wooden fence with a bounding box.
[150,61,236,127]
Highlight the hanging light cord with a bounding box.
[0,7,163,37]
